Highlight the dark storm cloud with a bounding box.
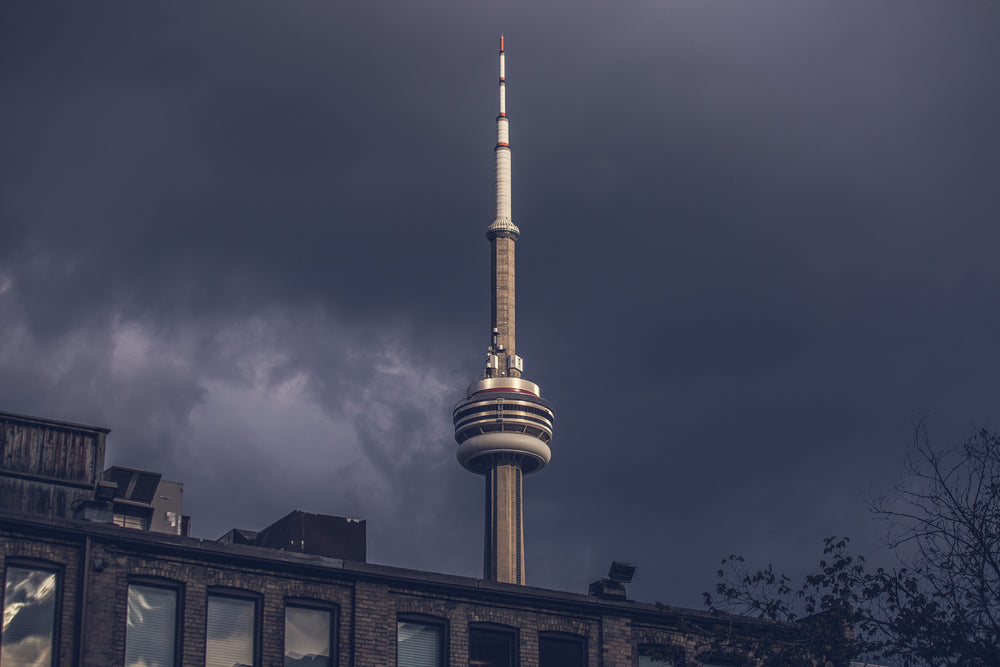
[517,2,1000,600]
[2,0,999,608]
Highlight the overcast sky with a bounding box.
[2,1,998,610]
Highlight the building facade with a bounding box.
[1,505,768,667]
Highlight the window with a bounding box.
[468,626,514,667]
[1,565,59,667]
[113,512,148,530]
[125,583,178,667]
[637,644,679,666]
[206,593,258,667]
[284,604,334,667]
[397,619,443,667]
[538,634,585,667]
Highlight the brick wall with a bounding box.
[0,527,83,667]
[1,519,776,667]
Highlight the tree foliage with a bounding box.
[703,427,1000,666]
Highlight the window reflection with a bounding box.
[125,584,177,667]
[397,621,442,667]
[206,595,256,667]
[284,606,332,667]
[2,566,57,667]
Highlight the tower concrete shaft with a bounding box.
[485,461,523,583]
[454,37,554,586]
[491,235,517,377]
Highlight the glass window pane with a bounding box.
[2,567,58,667]
[114,513,147,530]
[397,621,441,667]
[125,584,177,667]
[539,635,585,667]
[468,628,513,667]
[207,595,256,667]
[638,655,672,666]
[284,606,332,667]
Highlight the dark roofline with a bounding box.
[104,465,163,477]
[0,409,111,435]
[0,508,780,632]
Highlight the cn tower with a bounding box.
[453,36,555,585]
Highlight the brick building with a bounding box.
[0,409,842,667]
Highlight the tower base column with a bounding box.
[484,462,524,584]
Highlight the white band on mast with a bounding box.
[488,35,518,239]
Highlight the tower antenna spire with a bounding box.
[453,37,555,586]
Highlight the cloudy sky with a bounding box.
[2,1,998,609]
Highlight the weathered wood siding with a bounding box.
[0,411,109,518]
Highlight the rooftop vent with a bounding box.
[589,560,636,600]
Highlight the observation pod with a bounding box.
[454,378,554,475]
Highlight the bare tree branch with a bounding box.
[703,426,1000,666]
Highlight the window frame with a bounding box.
[1,559,63,667]
[282,598,338,667]
[124,576,184,667]
[396,613,447,667]
[537,631,587,667]
[468,622,518,667]
[205,587,262,667]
